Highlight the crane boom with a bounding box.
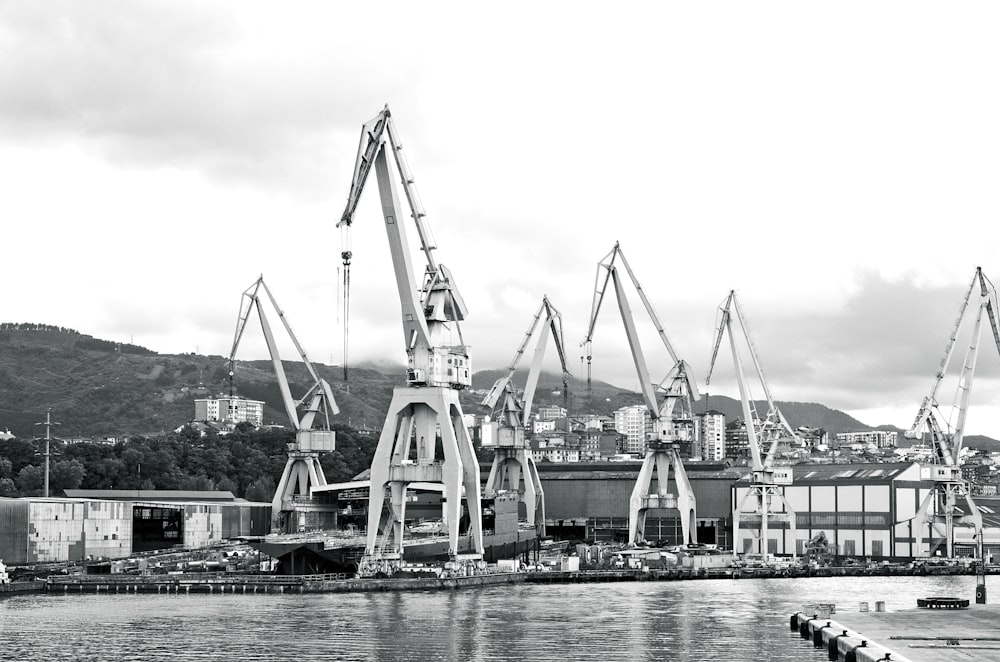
[338,105,469,390]
[483,296,571,420]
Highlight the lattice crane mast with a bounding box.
[906,267,1000,559]
[705,290,797,559]
[481,295,570,532]
[338,105,483,564]
[582,242,699,546]
[228,276,338,532]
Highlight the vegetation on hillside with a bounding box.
[0,423,379,500]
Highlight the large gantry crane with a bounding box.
[482,295,570,533]
[906,267,1000,559]
[705,290,798,558]
[582,242,699,546]
[338,106,484,564]
[228,276,338,532]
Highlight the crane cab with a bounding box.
[408,348,472,389]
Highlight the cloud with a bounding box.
[0,2,417,196]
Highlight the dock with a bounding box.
[45,571,525,594]
[792,602,1000,661]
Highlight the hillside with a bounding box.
[0,325,398,438]
[0,324,997,450]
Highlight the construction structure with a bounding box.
[705,289,799,557]
[338,106,483,566]
[582,242,699,546]
[228,276,338,532]
[482,295,571,533]
[906,267,1000,560]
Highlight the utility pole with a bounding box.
[33,409,60,498]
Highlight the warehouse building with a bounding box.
[534,460,1000,561]
[0,494,270,564]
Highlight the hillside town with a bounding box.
[183,392,1000,499]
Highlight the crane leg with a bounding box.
[733,487,756,556]
[526,455,545,535]
[911,488,937,558]
[670,451,696,546]
[629,453,656,545]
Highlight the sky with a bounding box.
[2,1,1000,435]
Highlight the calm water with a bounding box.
[1,575,993,661]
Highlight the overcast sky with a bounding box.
[3,2,1000,435]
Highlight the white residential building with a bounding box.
[614,405,649,455]
[697,410,726,461]
[835,430,898,449]
[194,396,264,427]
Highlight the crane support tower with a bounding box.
[582,242,699,547]
[338,105,483,563]
[906,267,1000,559]
[228,276,339,532]
[705,290,798,559]
[482,295,570,533]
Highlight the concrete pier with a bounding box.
[792,604,1000,661]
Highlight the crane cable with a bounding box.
[341,225,352,382]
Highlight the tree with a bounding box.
[16,464,43,496]
[0,477,16,497]
[50,459,86,493]
[245,475,275,503]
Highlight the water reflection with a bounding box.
[0,575,991,661]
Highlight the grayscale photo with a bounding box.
[1,2,998,660]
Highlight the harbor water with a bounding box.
[1,575,994,661]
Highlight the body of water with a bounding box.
[1,575,993,661]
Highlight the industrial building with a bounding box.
[0,494,270,564]
[533,460,1000,561]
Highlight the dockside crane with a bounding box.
[338,105,483,563]
[705,290,797,558]
[582,242,699,546]
[228,276,339,532]
[906,267,1000,559]
[482,295,570,533]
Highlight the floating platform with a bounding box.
[792,601,1000,661]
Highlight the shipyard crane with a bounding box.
[906,267,1000,559]
[228,276,338,532]
[338,105,483,563]
[582,242,699,546]
[705,290,797,559]
[482,295,571,532]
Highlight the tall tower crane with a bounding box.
[338,105,483,563]
[482,295,570,533]
[582,243,699,547]
[705,290,797,558]
[228,276,338,532]
[906,267,1000,559]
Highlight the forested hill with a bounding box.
[0,323,993,444]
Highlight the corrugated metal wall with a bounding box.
[183,504,223,548]
[0,499,29,563]
[28,501,87,563]
[83,500,131,560]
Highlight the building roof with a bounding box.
[786,462,918,485]
[62,489,238,502]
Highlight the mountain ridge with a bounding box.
[0,325,997,451]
